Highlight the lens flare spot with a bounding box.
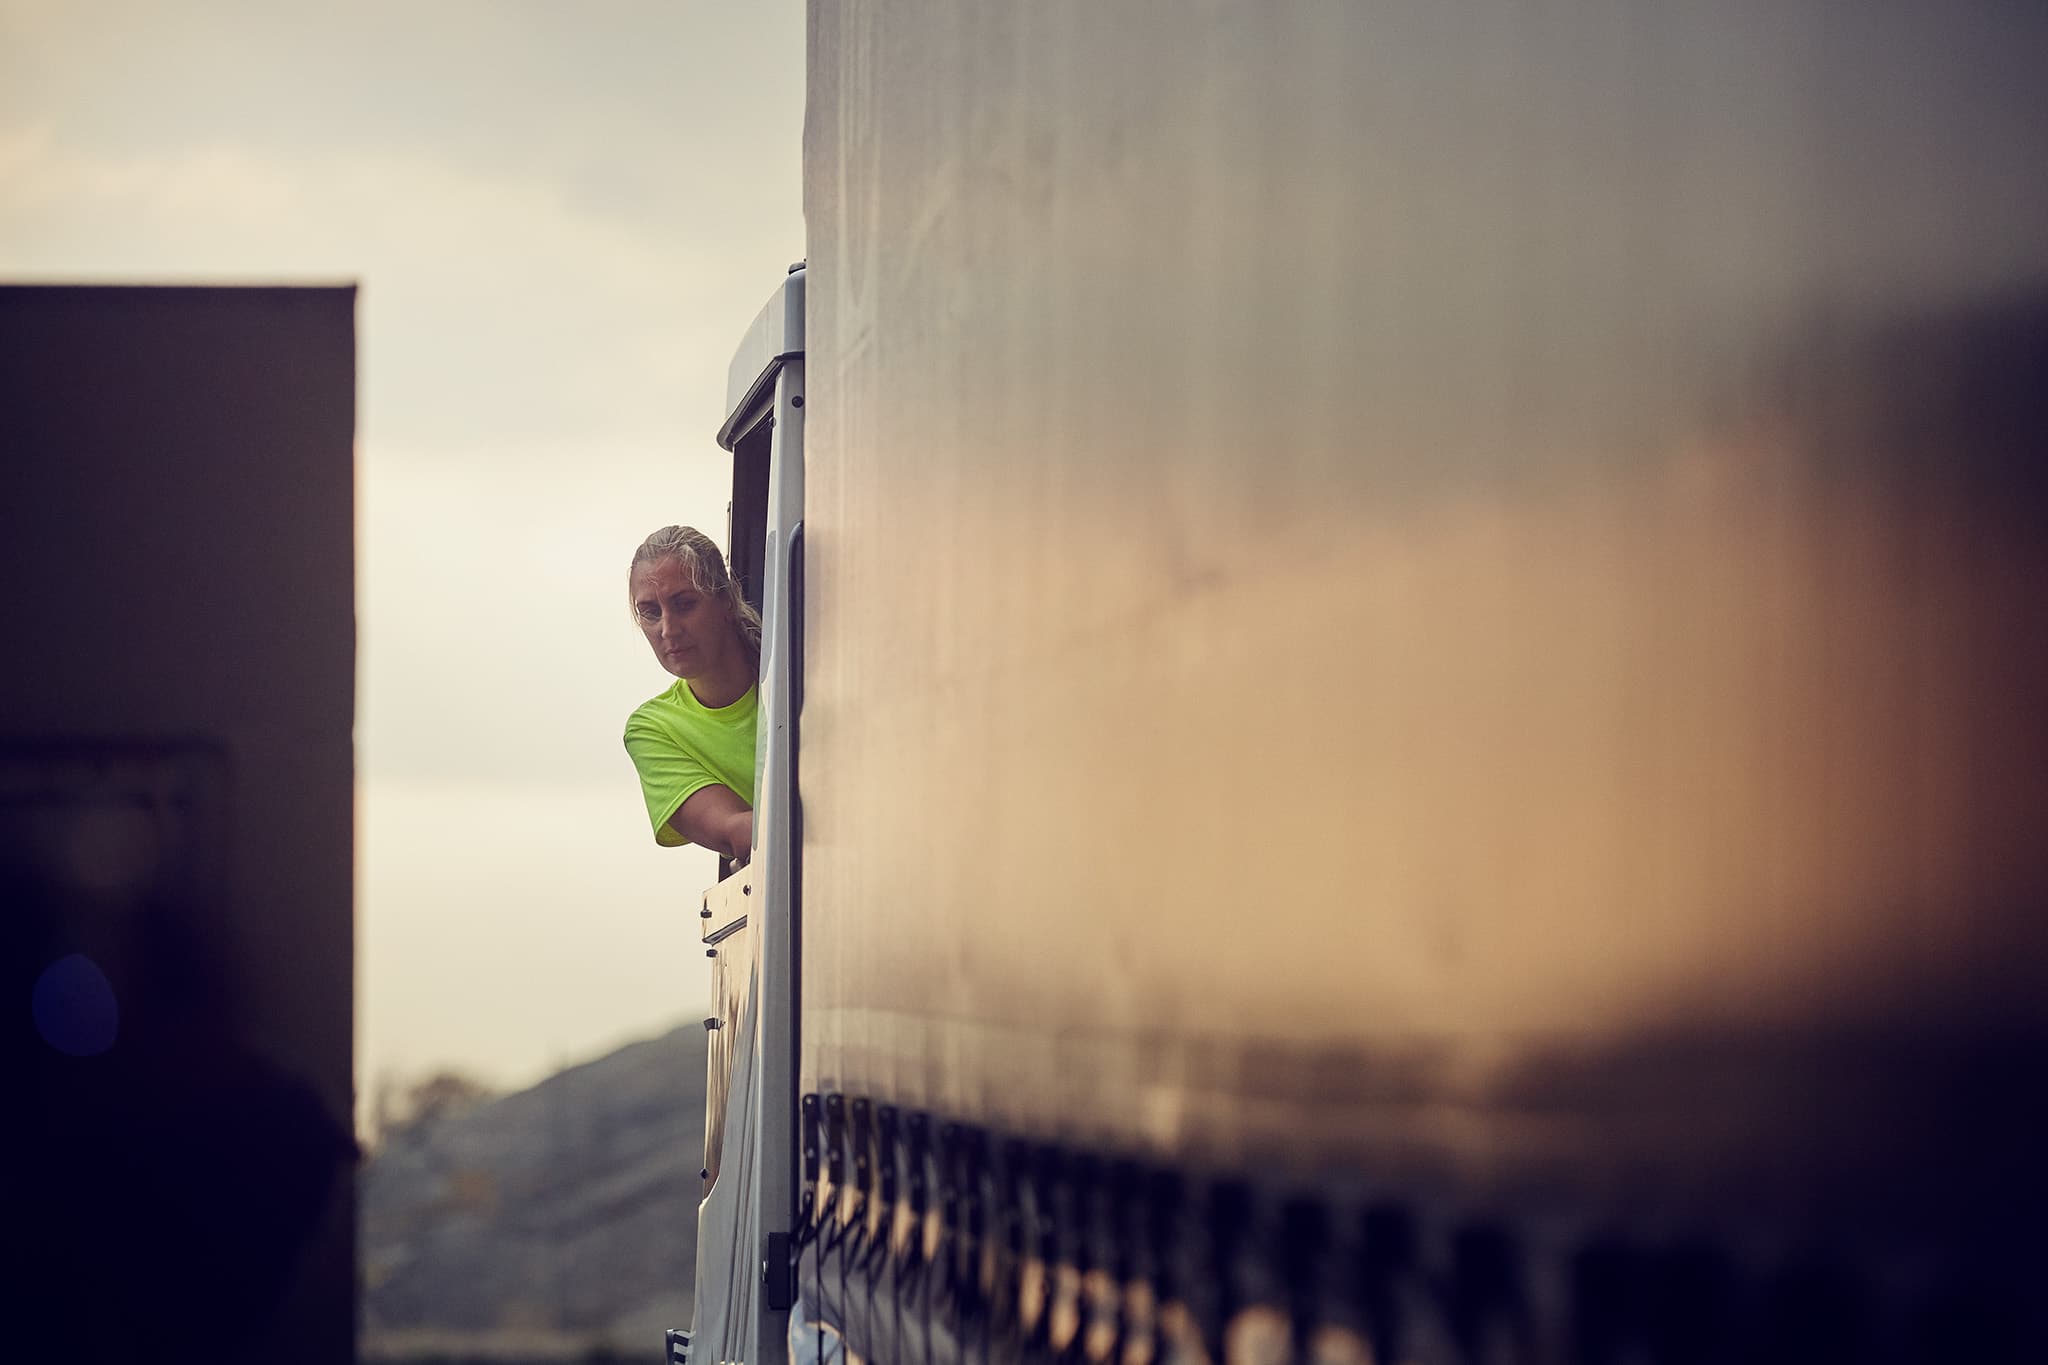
[32,953,119,1057]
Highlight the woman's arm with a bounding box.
[667,784,754,863]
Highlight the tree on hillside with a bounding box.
[367,1067,499,1146]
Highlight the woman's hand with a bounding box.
[668,784,755,863]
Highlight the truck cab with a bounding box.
[681,263,805,1365]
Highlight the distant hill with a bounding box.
[362,1025,707,1362]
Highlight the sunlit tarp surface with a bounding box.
[799,0,2047,1213]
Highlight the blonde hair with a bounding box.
[629,525,763,653]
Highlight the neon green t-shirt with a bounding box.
[622,680,758,847]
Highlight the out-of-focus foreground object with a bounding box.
[1,287,357,1365]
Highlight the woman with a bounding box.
[622,525,762,864]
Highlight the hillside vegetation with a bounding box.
[362,1026,707,1362]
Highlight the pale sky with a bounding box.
[1,0,807,1101]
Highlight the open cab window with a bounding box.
[709,263,803,882]
[724,404,772,625]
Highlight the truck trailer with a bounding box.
[681,4,2048,1362]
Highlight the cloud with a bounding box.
[0,0,804,195]
[0,126,294,228]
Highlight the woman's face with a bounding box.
[632,556,740,681]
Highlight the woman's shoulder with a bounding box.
[623,681,689,734]
[625,679,759,736]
